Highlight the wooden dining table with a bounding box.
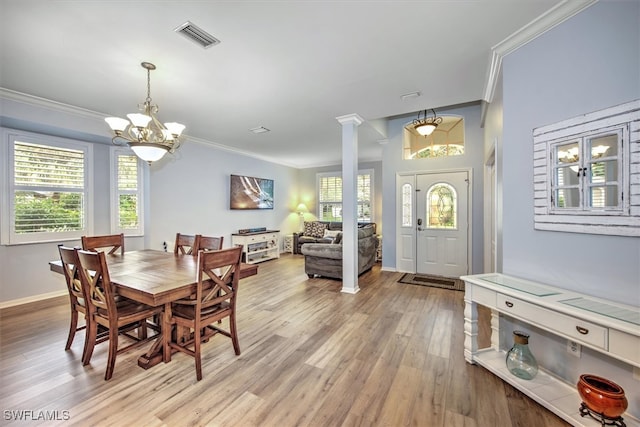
[49,249,258,369]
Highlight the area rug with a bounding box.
[398,273,465,291]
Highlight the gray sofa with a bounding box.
[301,225,378,279]
[293,221,376,254]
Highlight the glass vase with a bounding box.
[505,331,538,380]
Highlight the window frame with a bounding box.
[1,128,94,245]
[316,169,374,223]
[110,147,145,236]
[533,99,639,236]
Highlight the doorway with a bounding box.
[396,170,470,277]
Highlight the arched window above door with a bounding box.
[426,183,457,229]
[403,116,464,159]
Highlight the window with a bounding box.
[2,129,93,244]
[426,183,457,229]
[317,170,373,222]
[403,116,465,159]
[533,99,639,236]
[401,183,413,226]
[110,148,144,235]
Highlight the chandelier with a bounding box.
[105,62,185,163]
[413,108,443,136]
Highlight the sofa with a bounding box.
[293,221,376,254]
[300,224,378,279]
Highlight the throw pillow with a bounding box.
[323,229,341,240]
[304,221,328,238]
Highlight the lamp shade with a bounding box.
[415,122,437,136]
[296,203,308,213]
[129,143,169,163]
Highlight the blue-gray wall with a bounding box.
[499,0,640,306]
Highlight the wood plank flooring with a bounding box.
[0,255,571,427]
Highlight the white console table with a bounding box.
[231,230,280,264]
[462,273,639,427]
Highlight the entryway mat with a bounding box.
[398,273,465,291]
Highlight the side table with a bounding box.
[283,234,294,254]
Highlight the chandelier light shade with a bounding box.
[413,108,443,136]
[105,62,185,163]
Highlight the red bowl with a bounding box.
[577,374,628,418]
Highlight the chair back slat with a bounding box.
[175,233,198,255]
[81,233,124,255]
[196,235,224,252]
[58,245,84,300]
[195,247,242,313]
[76,250,116,315]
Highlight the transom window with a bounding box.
[317,170,373,222]
[403,116,465,159]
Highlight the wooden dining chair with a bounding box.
[81,233,125,255]
[195,235,224,252]
[58,244,90,357]
[166,246,243,381]
[174,233,199,255]
[76,249,162,380]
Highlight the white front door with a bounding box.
[416,171,469,277]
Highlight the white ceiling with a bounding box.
[1,0,578,168]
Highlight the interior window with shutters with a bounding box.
[111,148,144,235]
[317,170,373,222]
[2,130,92,244]
[533,99,639,236]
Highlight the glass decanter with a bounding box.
[505,331,539,380]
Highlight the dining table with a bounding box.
[49,249,258,369]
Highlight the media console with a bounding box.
[231,230,280,264]
[462,273,639,427]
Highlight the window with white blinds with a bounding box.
[111,148,144,235]
[317,170,373,222]
[3,130,92,244]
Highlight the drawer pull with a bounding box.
[576,326,589,335]
[505,301,514,308]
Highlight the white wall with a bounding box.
[380,103,486,273]
[148,139,300,251]
[500,0,640,306]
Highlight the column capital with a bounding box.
[336,113,364,126]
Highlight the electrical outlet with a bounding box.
[567,340,582,358]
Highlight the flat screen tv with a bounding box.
[230,174,274,210]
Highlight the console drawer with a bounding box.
[609,329,640,367]
[497,294,608,350]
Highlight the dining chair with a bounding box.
[166,246,243,381]
[81,233,125,255]
[195,235,224,252]
[76,249,162,380]
[58,244,90,357]
[174,233,199,255]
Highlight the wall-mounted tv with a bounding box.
[230,174,274,210]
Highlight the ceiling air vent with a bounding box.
[174,21,220,49]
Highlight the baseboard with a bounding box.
[0,290,67,317]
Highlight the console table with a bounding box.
[231,230,280,264]
[462,273,639,427]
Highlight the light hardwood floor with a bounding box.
[0,255,571,427]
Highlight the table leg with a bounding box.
[137,302,173,369]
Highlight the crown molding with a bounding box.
[482,0,598,104]
[0,87,106,121]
